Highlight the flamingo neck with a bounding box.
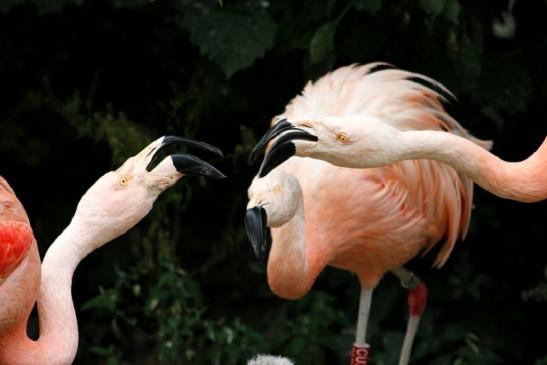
[267,197,317,300]
[0,219,100,365]
[398,131,547,203]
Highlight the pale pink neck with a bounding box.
[0,220,98,365]
[399,131,547,203]
[267,199,324,300]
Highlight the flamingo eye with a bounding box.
[119,176,128,186]
[336,132,350,144]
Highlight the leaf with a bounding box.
[352,0,382,15]
[35,0,84,14]
[442,0,461,24]
[112,0,152,8]
[176,1,277,77]
[419,0,447,17]
[309,21,337,64]
[0,0,85,14]
[0,0,25,14]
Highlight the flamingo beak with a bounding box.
[248,119,295,164]
[255,125,317,178]
[146,135,226,179]
[244,206,272,260]
[249,119,317,177]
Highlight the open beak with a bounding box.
[145,135,226,179]
[249,119,317,178]
[248,119,294,164]
[244,206,272,260]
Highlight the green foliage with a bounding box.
[0,0,84,14]
[175,0,277,77]
[419,0,447,17]
[83,261,266,364]
[309,22,337,64]
[276,291,351,364]
[352,0,382,15]
[522,267,547,303]
[0,0,546,364]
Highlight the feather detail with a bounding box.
[281,63,488,267]
[0,222,33,280]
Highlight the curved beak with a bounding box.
[244,206,272,260]
[248,119,294,164]
[251,121,317,178]
[146,135,226,179]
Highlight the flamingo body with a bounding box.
[0,178,40,336]
[246,63,499,363]
[251,64,481,297]
[0,178,33,280]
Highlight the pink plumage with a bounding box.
[0,222,33,280]
[273,64,491,289]
[247,63,504,364]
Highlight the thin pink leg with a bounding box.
[391,268,428,365]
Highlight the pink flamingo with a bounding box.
[246,64,546,364]
[0,136,224,365]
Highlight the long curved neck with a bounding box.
[267,197,324,300]
[398,131,547,203]
[0,219,98,365]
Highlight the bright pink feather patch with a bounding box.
[0,221,34,278]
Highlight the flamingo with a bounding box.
[0,136,225,365]
[254,69,547,203]
[245,64,546,364]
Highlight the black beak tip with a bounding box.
[212,170,227,179]
[162,135,224,156]
[172,154,226,179]
[248,119,294,166]
[258,140,296,178]
[244,206,271,261]
[146,135,224,172]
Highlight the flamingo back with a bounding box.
[280,64,492,267]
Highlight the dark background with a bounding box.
[0,0,546,364]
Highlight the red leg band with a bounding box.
[408,282,428,316]
[350,343,370,365]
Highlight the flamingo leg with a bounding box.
[390,267,428,365]
[351,287,373,364]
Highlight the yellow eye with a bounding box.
[337,132,350,143]
[273,185,282,193]
[120,176,128,186]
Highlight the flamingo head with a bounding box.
[249,116,402,177]
[73,136,225,245]
[245,170,301,260]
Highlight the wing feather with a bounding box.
[0,177,33,282]
[281,63,489,266]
